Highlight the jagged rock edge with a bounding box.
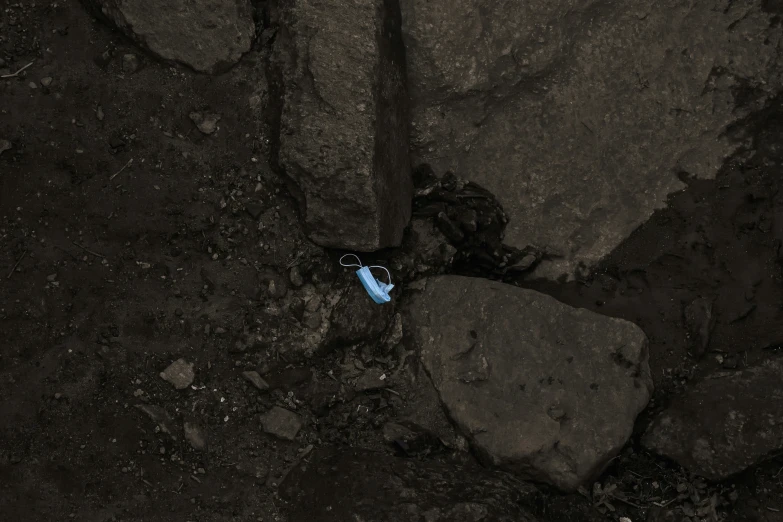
[79,0,257,74]
[263,1,309,225]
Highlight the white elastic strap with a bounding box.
[368,265,392,285]
[339,254,363,268]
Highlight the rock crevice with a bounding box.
[269,0,413,251]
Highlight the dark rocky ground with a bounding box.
[2,2,783,522]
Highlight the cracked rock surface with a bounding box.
[643,357,783,481]
[405,275,653,490]
[400,0,783,279]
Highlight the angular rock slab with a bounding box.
[274,0,412,251]
[642,358,783,480]
[260,406,302,441]
[399,0,783,279]
[159,358,194,390]
[406,276,653,490]
[83,0,255,73]
[280,447,539,522]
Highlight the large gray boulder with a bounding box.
[83,0,256,73]
[280,447,540,522]
[406,276,653,491]
[642,358,783,480]
[399,0,783,279]
[273,0,412,251]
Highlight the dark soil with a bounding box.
[2,2,783,522]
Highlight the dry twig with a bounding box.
[110,158,134,180]
[7,250,27,279]
[1,61,34,79]
[72,241,106,259]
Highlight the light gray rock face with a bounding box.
[84,0,256,73]
[273,0,412,251]
[643,358,783,480]
[406,276,653,491]
[399,0,783,279]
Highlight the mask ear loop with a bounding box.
[368,265,392,285]
[339,254,363,268]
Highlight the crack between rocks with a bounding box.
[303,30,337,116]
[415,345,492,468]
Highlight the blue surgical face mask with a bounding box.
[340,254,394,304]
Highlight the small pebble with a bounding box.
[303,310,321,330]
[289,266,304,287]
[29,82,38,89]
[40,77,53,87]
[189,112,221,135]
[304,296,321,313]
[122,54,139,74]
[46,273,57,282]
[259,406,303,441]
[159,358,195,390]
[243,371,270,391]
[354,368,387,392]
[184,422,207,451]
[514,254,537,271]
